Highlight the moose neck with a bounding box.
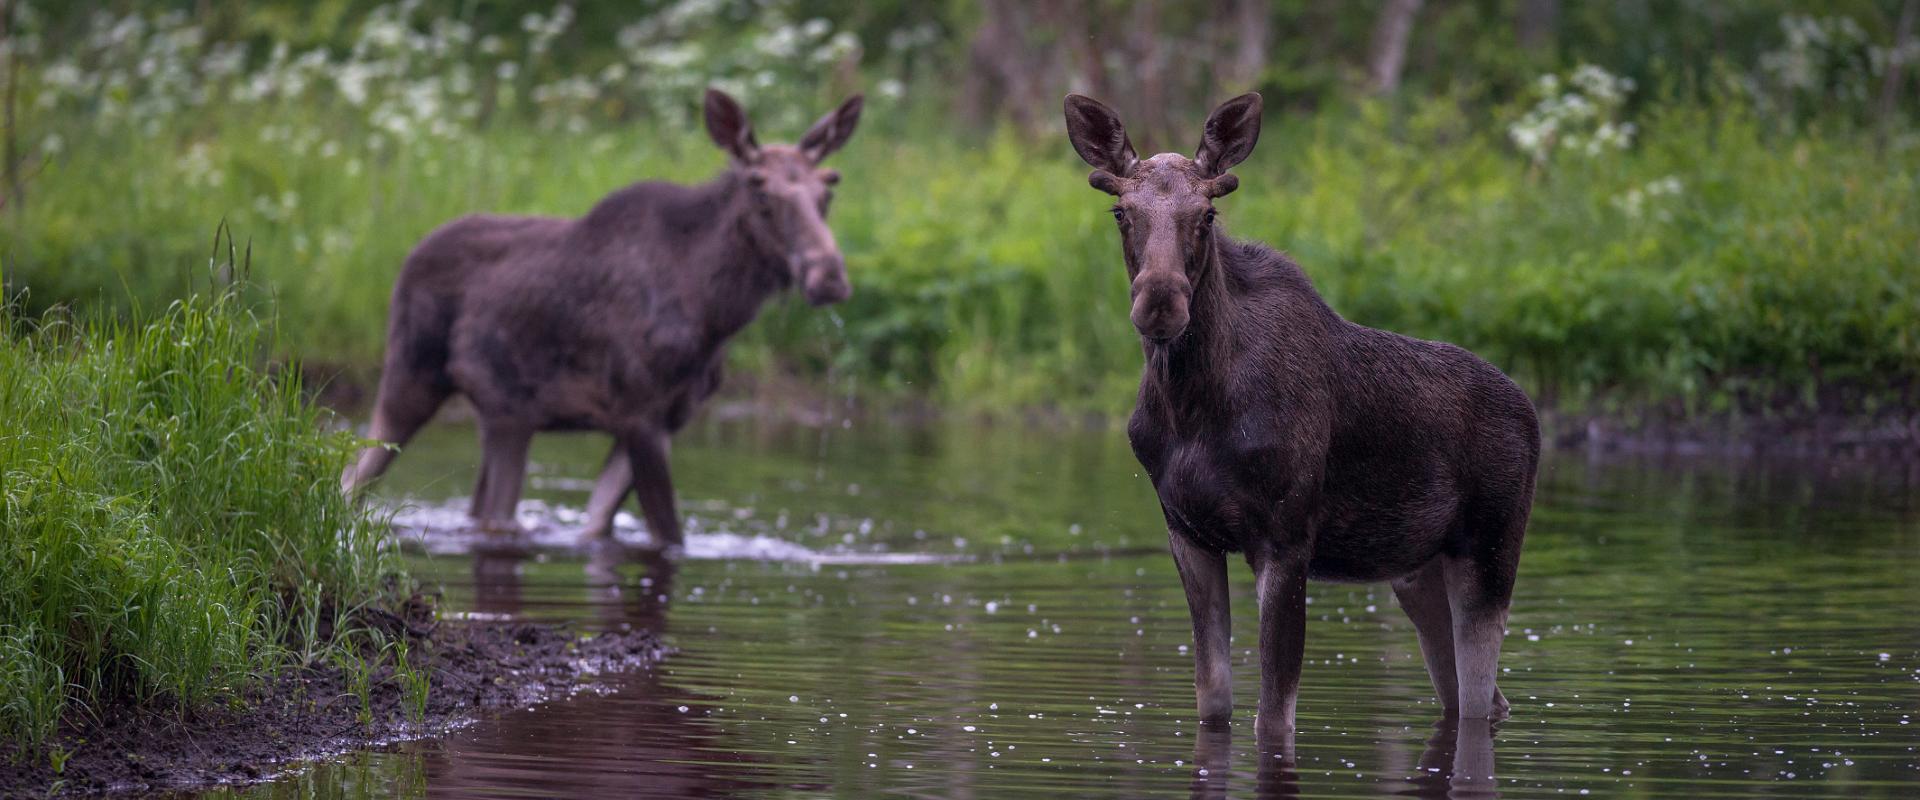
[1144,234,1237,411]
[695,173,796,347]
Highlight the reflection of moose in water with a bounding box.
[1187,718,1497,799]
[342,89,865,550]
[433,547,789,798]
[1063,93,1538,741]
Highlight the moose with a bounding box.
[1063,93,1539,737]
[342,89,865,548]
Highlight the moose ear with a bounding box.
[1195,92,1262,177]
[704,88,759,163]
[799,94,864,163]
[1064,94,1137,177]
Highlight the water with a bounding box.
[208,416,1920,798]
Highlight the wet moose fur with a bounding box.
[1063,92,1539,738]
[343,90,864,547]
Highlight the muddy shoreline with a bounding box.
[0,619,665,798]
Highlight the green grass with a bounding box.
[5,92,1917,419]
[0,283,394,751]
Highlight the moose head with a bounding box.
[1064,92,1263,341]
[704,88,864,306]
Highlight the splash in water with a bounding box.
[380,497,962,566]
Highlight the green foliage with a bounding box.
[0,286,394,749]
[387,633,430,724]
[2,2,1916,419]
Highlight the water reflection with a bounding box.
[1187,725,1304,799]
[426,543,788,799]
[1403,719,1497,799]
[1182,718,1495,798]
[210,418,1920,799]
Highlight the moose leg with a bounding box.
[341,373,450,496]
[1169,530,1233,724]
[581,445,633,540]
[467,445,491,521]
[1391,559,1461,711]
[1447,495,1527,720]
[471,422,533,531]
[622,431,682,550]
[1443,554,1514,720]
[1249,547,1308,742]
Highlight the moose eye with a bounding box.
[1110,206,1125,221]
[819,169,841,186]
[747,173,769,189]
[1204,209,1217,225]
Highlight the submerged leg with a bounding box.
[1391,559,1461,711]
[1249,547,1308,741]
[1444,554,1513,720]
[1169,530,1233,724]
[467,428,490,520]
[1447,494,1529,720]
[581,444,633,540]
[623,431,681,550]
[471,421,533,531]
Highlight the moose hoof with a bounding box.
[1492,687,1511,718]
[1196,696,1233,726]
[1253,715,1297,751]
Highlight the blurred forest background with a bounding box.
[2,0,1917,429]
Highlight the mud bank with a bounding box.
[0,618,665,798]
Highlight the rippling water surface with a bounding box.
[206,416,1920,798]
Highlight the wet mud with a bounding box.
[0,614,664,798]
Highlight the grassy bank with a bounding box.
[0,286,394,752]
[3,6,1917,421]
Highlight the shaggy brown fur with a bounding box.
[1065,92,1539,742]
[343,90,864,548]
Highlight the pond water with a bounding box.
[206,415,1920,798]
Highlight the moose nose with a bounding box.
[1130,272,1191,341]
[801,254,850,307]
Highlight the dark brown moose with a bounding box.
[342,89,864,547]
[1063,92,1539,739]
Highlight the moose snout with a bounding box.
[799,252,851,306]
[1130,272,1191,341]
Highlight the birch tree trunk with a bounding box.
[1367,0,1424,94]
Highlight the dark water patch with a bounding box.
[199,418,1920,798]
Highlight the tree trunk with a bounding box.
[1124,0,1175,149]
[1215,0,1270,91]
[1367,0,1424,94]
[2,0,19,214]
[963,0,1032,131]
[1880,0,1918,121]
[963,0,1087,135]
[1515,0,1558,52]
